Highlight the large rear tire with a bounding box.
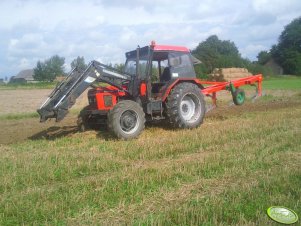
[107,100,145,139]
[166,83,205,128]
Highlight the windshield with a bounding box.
[124,47,150,78]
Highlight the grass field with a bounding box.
[0,77,300,225]
[0,82,56,90]
[263,76,301,90]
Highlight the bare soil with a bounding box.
[0,89,89,144]
[0,116,78,144]
[0,97,300,145]
[0,89,88,115]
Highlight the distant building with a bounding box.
[10,69,36,83]
[264,59,283,75]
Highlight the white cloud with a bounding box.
[18,58,31,70]
[253,0,301,14]
[241,44,266,58]
[0,0,300,78]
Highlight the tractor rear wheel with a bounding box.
[107,100,145,139]
[166,83,205,128]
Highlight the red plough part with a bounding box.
[197,74,263,108]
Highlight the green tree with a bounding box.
[114,63,125,72]
[194,64,208,79]
[33,55,65,82]
[271,17,301,75]
[33,61,47,81]
[257,51,271,65]
[192,35,245,74]
[71,56,87,71]
[278,49,301,75]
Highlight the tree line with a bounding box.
[193,16,301,77]
[33,56,87,82]
[33,55,125,82]
[33,16,301,81]
[257,17,301,75]
[192,35,274,78]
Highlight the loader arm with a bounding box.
[37,60,132,122]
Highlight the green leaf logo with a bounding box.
[267,206,298,224]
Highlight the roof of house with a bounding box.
[14,69,34,80]
[264,58,283,75]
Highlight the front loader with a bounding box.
[38,41,262,139]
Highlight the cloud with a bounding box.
[241,44,266,58]
[0,0,300,78]
[253,0,301,14]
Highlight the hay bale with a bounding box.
[208,67,252,81]
[212,68,220,73]
[221,68,231,74]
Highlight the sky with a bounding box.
[0,0,300,79]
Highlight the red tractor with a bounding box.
[38,41,262,139]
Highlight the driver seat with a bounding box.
[160,67,171,82]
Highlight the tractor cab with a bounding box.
[124,42,197,99]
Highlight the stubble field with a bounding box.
[0,77,300,225]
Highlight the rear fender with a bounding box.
[161,79,204,101]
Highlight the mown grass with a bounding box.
[0,112,39,121]
[137,172,301,225]
[0,82,56,90]
[263,75,301,90]
[0,96,300,225]
[0,108,82,121]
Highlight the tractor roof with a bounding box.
[150,41,189,52]
[125,42,190,59]
[151,44,189,52]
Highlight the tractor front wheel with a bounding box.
[107,100,145,139]
[166,83,205,128]
[77,106,91,132]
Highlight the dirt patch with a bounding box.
[1,98,300,145]
[0,86,299,145]
[1,89,297,116]
[0,116,79,145]
[206,98,301,121]
[0,88,88,144]
[0,89,89,115]
[0,89,90,144]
